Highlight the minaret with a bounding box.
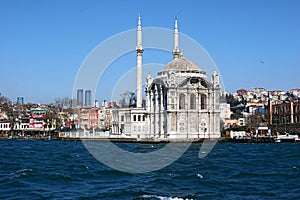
[136,14,144,108]
[172,17,180,59]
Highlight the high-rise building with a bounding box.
[17,97,24,105]
[77,89,83,106]
[85,90,92,106]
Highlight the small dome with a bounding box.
[163,57,202,72]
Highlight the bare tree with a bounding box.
[118,91,135,108]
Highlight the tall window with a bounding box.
[179,94,185,110]
[190,94,196,110]
[201,94,206,109]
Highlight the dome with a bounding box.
[163,57,202,72]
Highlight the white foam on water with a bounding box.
[16,169,33,174]
[140,194,195,200]
[12,169,33,179]
[196,173,203,179]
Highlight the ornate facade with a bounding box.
[112,16,221,140]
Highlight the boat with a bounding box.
[275,133,299,143]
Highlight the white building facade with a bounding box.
[112,16,221,140]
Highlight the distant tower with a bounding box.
[77,89,83,106]
[94,100,99,108]
[136,14,144,108]
[85,90,92,106]
[172,17,180,59]
[17,97,24,105]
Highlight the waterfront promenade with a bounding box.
[1,130,299,143]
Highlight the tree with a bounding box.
[246,113,265,129]
[118,91,135,108]
[231,110,243,119]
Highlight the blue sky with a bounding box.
[0,0,299,104]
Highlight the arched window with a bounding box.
[190,94,196,110]
[179,94,185,110]
[201,94,206,109]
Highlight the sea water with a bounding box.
[0,141,299,199]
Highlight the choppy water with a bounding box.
[0,141,299,200]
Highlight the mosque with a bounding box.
[111,15,221,140]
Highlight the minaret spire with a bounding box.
[138,13,141,26]
[136,14,144,108]
[172,17,180,59]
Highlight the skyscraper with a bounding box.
[85,90,92,106]
[17,97,24,105]
[77,89,83,106]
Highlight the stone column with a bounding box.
[155,85,160,136]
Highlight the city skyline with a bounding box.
[0,0,299,104]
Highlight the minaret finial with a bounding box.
[172,17,180,59]
[138,13,141,26]
[175,17,178,29]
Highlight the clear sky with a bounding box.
[0,0,299,104]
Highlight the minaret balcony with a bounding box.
[136,47,144,53]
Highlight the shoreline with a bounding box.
[0,136,298,143]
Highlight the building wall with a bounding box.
[77,89,83,106]
[144,69,221,139]
[88,107,98,128]
[0,122,11,131]
[85,90,92,106]
[220,103,232,121]
[79,107,89,129]
[98,107,112,131]
[272,101,300,125]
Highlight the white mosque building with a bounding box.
[111,16,221,140]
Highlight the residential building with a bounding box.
[220,103,232,121]
[98,107,112,131]
[88,107,98,128]
[79,107,89,129]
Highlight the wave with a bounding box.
[136,194,196,200]
[196,173,203,179]
[11,168,34,179]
